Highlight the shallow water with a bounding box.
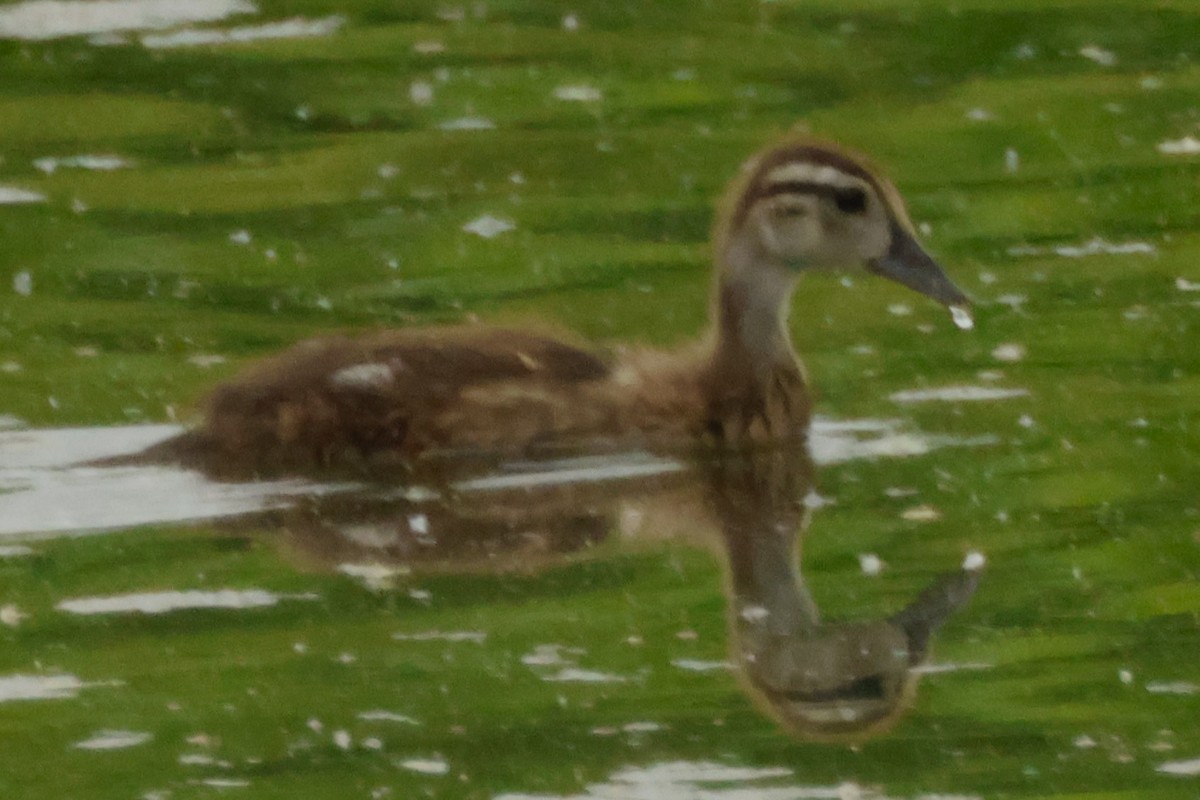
[2,0,1199,798]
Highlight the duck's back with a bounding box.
[168,327,613,476]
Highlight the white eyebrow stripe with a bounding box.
[765,163,861,189]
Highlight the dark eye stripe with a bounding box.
[764,181,868,214]
[834,187,867,214]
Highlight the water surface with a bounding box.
[1,1,1198,798]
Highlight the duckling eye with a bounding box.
[833,187,867,214]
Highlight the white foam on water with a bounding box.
[56,588,318,615]
[1156,757,1200,776]
[0,673,99,702]
[357,709,420,725]
[0,0,255,41]
[462,214,516,239]
[0,186,46,204]
[399,757,449,775]
[810,416,996,463]
[1007,238,1156,259]
[33,154,132,174]
[890,386,1029,403]
[495,760,985,800]
[74,730,153,750]
[141,15,342,48]
[1158,136,1200,156]
[393,630,487,643]
[494,761,855,800]
[671,659,731,673]
[455,453,686,492]
[1146,681,1198,695]
[552,85,602,102]
[438,116,496,131]
[0,425,353,538]
[911,662,994,675]
[541,668,627,684]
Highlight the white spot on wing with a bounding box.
[329,363,394,390]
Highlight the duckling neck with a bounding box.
[702,235,809,436]
[711,235,802,380]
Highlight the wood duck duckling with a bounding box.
[130,138,970,478]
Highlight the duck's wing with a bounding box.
[186,327,611,476]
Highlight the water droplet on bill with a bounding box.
[949,305,974,330]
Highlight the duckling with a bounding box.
[133,138,970,477]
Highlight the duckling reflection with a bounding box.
[226,439,978,741]
[710,449,980,739]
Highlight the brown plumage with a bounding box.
[127,137,969,478]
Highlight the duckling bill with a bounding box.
[129,138,970,477]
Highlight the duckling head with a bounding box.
[718,139,970,310]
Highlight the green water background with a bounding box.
[1,0,1199,797]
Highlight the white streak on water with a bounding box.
[0,417,996,539]
[73,730,152,750]
[494,761,863,800]
[357,710,420,725]
[0,425,352,538]
[671,659,731,673]
[1158,136,1200,156]
[494,759,983,799]
[540,668,627,684]
[141,15,341,47]
[0,187,45,204]
[1157,757,1200,776]
[33,154,132,173]
[399,757,449,775]
[1079,44,1117,66]
[1007,238,1155,259]
[890,386,1029,403]
[393,630,487,643]
[462,214,515,239]
[439,116,496,131]
[1146,681,1198,695]
[963,551,987,571]
[0,0,255,40]
[0,673,99,702]
[911,662,994,675]
[56,588,318,615]
[455,454,685,492]
[552,85,602,102]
